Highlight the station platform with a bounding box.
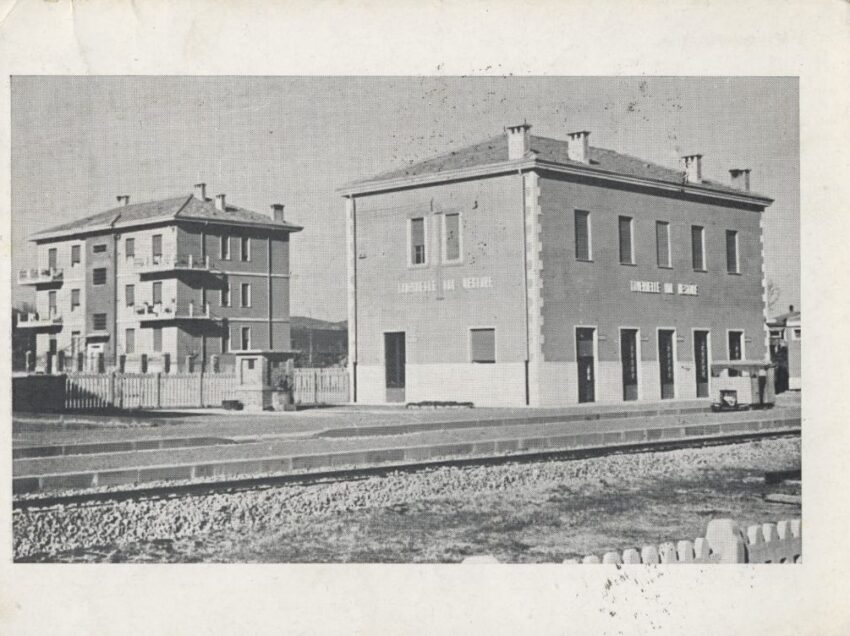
[13,396,801,495]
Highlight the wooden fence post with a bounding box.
[314,369,319,404]
[199,369,204,407]
[156,372,162,408]
[108,371,116,408]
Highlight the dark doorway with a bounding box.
[658,329,675,400]
[620,329,639,401]
[576,327,595,403]
[384,332,406,403]
[694,330,710,398]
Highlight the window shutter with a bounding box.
[656,222,670,267]
[574,210,589,260]
[470,328,495,363]
[618,216,632,263]
[726,230,738,273]
[691,226,704,270]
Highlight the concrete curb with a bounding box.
[13,415,801,496]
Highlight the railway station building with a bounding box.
[18,184,302,373]
[340,124,773,407]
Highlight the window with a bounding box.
[92,313,107,331]
[618,216,633,264]
[220,279,231,307]
[152,234,163,260]
[443,213,462,263]
[125,329,135,354]
[48,291,57,314]
[241,326,251,350]
[71,245,81,266]
[656,221,671,268]
[220,235,230,260]
[125,238,135,259]
[222,329,229,353]
[728,331,744,360]
[240,283,251,308]
[470,328,496,363]
[153,327,163,352]
[125,284,135,307]
[691,225,705,271]
[93,244,107,254]
[152,281,162,305]
[71,289,80,311]
[574,210,591,261]
[409,217,426,265]
[240,236,251,262]
[726,230,739,273]
[48,248,57,269]
[792,328,801,340]
[92,268,107,286]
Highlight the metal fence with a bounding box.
[63,367,349,410]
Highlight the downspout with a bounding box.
[268,235,273,349]
[347,195,358,402]
[520,169,530,405]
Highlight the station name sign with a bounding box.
[398,276,494,294]
[630,280,698,296]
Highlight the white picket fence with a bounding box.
[292,368,350,405]
[63,367,349,410]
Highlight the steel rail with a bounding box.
[13,428,799,512]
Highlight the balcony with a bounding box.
[17,267,64,286]
[16,310,62,330]
[134,255,215,277]
[136,301,219,323]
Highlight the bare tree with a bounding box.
[765,279,781,312]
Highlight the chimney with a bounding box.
[681,154,703,184]
[567,130,591,164]
[116,195,130,206]
[270,203,285,222]
[506,122,531,160]
[194,182,207,200]
[729,168,751,192]
[215,194,226,211]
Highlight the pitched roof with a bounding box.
[31,194,302,241]
[347,133,770,201]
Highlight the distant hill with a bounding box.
[290,316,347,331]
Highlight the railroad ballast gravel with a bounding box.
[13,437,800,560]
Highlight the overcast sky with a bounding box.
[11,76,799,320]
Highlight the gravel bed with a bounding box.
[14,437,801,562]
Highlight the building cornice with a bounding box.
[338,157,773,208]
[30,216,303,243]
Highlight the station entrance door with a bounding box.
[384,332,406,403]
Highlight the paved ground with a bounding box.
[14,397,724,446]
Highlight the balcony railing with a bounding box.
[16,310,62,329]
[17,267,64,286]
[136,301,217,322]
[133,255,213,274]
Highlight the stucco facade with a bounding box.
[20,186,301,372]
[342,125,772,407]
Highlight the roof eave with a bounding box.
[339,157,774,207]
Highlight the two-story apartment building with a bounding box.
[18,184,302,372]
[340,124,773,407]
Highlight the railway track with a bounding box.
[14,428,799,512]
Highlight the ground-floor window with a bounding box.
[125,328,135,354]
[620,328,639,401]
[153,327,162,352]
[728,330,744,360]
[241,326,251,350]
[470,328,495,363]
[658,329,676,400]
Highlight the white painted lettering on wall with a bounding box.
[397,276,493,294]
[630,280,698,296]
[462,276,493,289]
